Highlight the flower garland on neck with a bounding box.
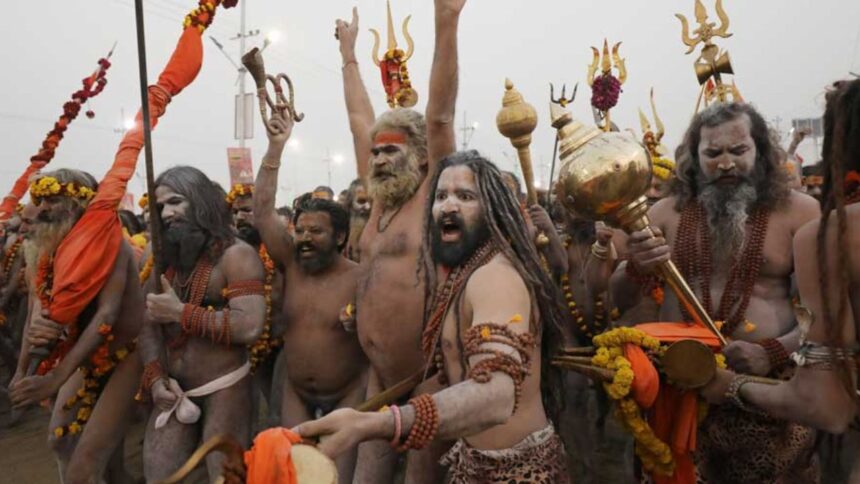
[34,255,79,375]
[248,244,277,371]
[54,334,134,438]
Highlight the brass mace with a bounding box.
[550,103,727,346]
[497,79,549,247]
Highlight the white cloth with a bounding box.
[155,361,251,429]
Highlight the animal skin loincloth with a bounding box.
[440,423,569,484]
[695,404,819,484]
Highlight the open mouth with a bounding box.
[298,244,317,258]
[440,219,462,243]
[716,175,739,185]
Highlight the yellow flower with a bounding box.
[480,327,491,340]
[54,427,65,439]
[509,314,523,324]
[68,422,83,435]
[743,321,757,333]
[77,406,92,422]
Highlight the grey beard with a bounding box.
[699,182,757,264]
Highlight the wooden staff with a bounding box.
[135,0,165,293]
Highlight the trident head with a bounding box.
[676,0,733,55]
[587,39,626,86]
[370,0,414,66]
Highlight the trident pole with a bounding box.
[134,0,164,293]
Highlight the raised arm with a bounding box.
[426,0,466,168]
[253,111,294,267]
[336,8,376,181]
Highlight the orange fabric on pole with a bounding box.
[624,344,659,409]
[46,26,206,327]
[0,162,44,221]
[636,322,723,349]
[632,323,722,484]
[243,428,301,484]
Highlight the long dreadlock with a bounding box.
[817,79,860,400]
[418,150,567,425]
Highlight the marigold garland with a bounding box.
[3,238,23,276]
[183,0,238,33]
[225,183,254,206]
[139,255,154,285]
[54,337,135,439]
[138,193,149,210]
[591,328,673,476]
[29,176,96,202]
[248,245,277,371]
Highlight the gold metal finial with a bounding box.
[497,79,539,205]
[639,88,668,158]
[677,0,740,108]
[369,1,417,108]
[550,83,578,108]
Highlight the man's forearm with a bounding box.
[254,147,282,218]
[426,7,461,163]
[138,318,165,366]
[776,325,801,354]
[365,376,515,444]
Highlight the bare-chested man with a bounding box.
[613,102,821,483]
[334,0,466,480]
[139,166,266,482]
[296,152,569,483]
[253,111,367,483]
[227,182,285,425]
[10,169,144,483]
[0,208,28,373]
[701,79,860,482]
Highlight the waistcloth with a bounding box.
[155,361,251,429]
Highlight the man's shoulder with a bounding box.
[774,190,820,231]
[467,253,527,294]
[222,239,259,260]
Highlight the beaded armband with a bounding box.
[136,360,166,402]
[725,374,768,416]
[463,322,536,413]
[222,280,265,299]
[396,394,439,452]
[181,304,232,345]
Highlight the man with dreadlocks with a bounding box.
[613,102,822,483]
[138,165,267,481]
[333,0,467,481]
[254,110,368,483]
[699,78,860,479]
[9,169,144,482]
[296,151,568,483]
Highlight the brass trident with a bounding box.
[370,1,414,66]
[587,40,626,132]
[676,0,740,106]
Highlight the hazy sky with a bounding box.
[2,0,859,207]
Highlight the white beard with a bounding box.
[699,181,758,264]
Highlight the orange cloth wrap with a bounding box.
[46,26,206,327]
[243,427,301,484]
[634,323,723,484]
[0,162,44,221]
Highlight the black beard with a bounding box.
[236,223,261,247]
[431,215,491,268]
[293,240,337,274]
[163,220,209,273]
